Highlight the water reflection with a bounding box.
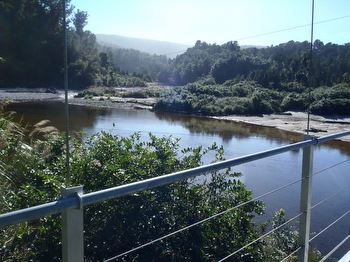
[155,112,350,155]
[155,112,303,143]
[6,101,113,131]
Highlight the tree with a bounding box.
[73,9,88,36]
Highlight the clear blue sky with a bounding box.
[71,0,350,46]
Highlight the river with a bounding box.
[6,101,350,258]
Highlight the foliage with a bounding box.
[0,0,146,89]
[152,40,350,116]
[155,81,282,115]
[262,209,323,262]
[0,113,266,261]
[100,46,170,82]
[263,209,299,260]
[160,40,350,89]
[155,81,350,116]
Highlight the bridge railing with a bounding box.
[1,130,350,261]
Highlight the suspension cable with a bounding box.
[281,188,347,261]
[159,14,350,56]
[312,159,350,177]
[280,247,301,262]
[63,0,70,186]
[319,234,350,262]
[309,208,350,242]
[211,159,349,262]
[311,192,339,210]
[218,213,302,262]
[306,0,315,134]
[103,158,350,261]
[103,178,302,261]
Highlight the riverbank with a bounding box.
[2,88,350,142]
[0,87,156,110]
[0,88,69,101]
[213,112,350,142]
[69,96,155,110]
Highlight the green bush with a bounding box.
[281,93,308,111]
[0,118,267,261]
[156,81,283,115]
[310,98,350,115]
[121,90,148,98]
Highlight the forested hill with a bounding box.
[154,40,350,116]
[99,46,170,82]
[0,0,147,89]
[160,40,350,87]
[96,34,190,58]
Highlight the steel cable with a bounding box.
[280,189,344,261]
[310,208,350,242]
[280,247,301,262]
[218,213,303,262]
[159,14,350,56]
[319,235,350,262]
[103,158,350,261]
[103,178,302,261]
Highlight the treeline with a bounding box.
[158,40,350,87]
[155,80,350,116]
[100,46,170,81]
[0,0,146,89]
[104,39,350,88]
[150,40,350,116]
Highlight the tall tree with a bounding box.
[73,9,88,36]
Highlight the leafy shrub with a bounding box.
[0,118,267,261]
[281,93,308,111]
[121,90,148,98]
[310,98,350,115]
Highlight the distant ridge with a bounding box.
[96,34,191,58]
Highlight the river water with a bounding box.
[6,101,350,257]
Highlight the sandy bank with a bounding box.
[0,89,65,101]
[0,89,155,110]
[69,96,155,110]
[213,112,350,142]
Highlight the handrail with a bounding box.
[100,158,350,261]
[103,178,303,261]
[1,130,350,228]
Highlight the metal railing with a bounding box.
[1,130,350,261]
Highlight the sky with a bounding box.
[71,0,350,46]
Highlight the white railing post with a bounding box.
[298,139,314,262]
[61,186,84,262]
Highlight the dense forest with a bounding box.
[152,41,350,116]
[158,40,350,86]
[98,39,350,115]
[103,39,350,88]
[100,46,170,81]
[0,0,147,89]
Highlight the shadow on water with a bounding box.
[155,111,350,156]
[6,101,113,131]
[155,112,303,143]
